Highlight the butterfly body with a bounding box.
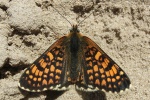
[19,25,131,93]
[69,25,81,81]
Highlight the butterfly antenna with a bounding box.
[50,4,72,26]
[78,11,93,26]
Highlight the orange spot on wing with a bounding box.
[114,64,119,69]
[107,78,111,82]
[55,75,60,80]
[56,69,61,74]
[97,61,101,66]
[120,71,124,75]
[95,52,101,60]
[39,59,44,63]
[108,84,112,88]
[59,63,62,67]
[50,73,54,77]
[56,62,59,66]
[104,58,109,64]
[33,84,35,87]
[47,52,54,60]
[99,68,104,74]
[26,70,29,74]
[101,79,106,86]
[102,62,107,69]
[118,81,121,85]
[39,71,43,76]
[87,70,93,74]
[112,65,117,74]
[41,62,47,68]
[68,77,71,81]
[44,68,49,74]
[47,62,51,66]
[33,77,37,81]
[116,76,120,80]
[32,66,37,74]
[29,75,33,79]
[95,79,100,85]
[28,80,31,84]
[48,79,54,84]
[55,50,59,55]
[93,65,98,72]
[109,69,114,76]
[50,65,55,72]
[57,57,63,61]
[55,80,59,83]
[95,73,99,77]
[89,75,93,80]
[35,69,39,76]
[86,57,92,61]
[38,78,42,82]
[42,79,47,85]
[37,83,40,87]
[101,74,105,78]
[106,71,110,77]
[90,50,94,55]
[88,61,93,67]
[114,85,117,88]
[43,75,47,78]
[112,78,116,82]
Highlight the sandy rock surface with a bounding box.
[0,0,149,100]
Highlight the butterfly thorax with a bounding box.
[70,25,80,53]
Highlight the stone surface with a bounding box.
[0,0,150,100]
[0,23,11,68]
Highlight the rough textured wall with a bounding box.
[0,0,149,100]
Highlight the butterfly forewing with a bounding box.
[19,36,70,92]
[76,36,131,93]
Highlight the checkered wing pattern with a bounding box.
[76,36,131,93]
[19,36,69,92]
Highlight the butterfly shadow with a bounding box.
[45,90,66,100]
[19,87,106,100]
[76,90,107,100]
[19,88,65,100]
[45,90,107,100]
[19,88,43,100]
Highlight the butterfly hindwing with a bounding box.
[19,36,70,92]
[76,36,131,93]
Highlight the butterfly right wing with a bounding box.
[76,36,131,93]
[19,36,70,92]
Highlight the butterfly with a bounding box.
[18,25,131,93]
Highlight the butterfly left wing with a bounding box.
[76,36,131,93]
[19,36,70,92]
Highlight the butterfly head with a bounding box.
[70,25,79,33]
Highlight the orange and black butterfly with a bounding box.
[18,25,131,93]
